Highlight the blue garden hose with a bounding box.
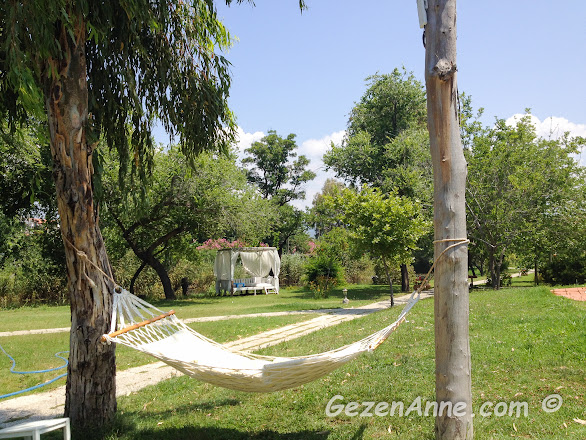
[0,343,68,399]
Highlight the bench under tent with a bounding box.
[214,247,280,295]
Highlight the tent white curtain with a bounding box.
[213,250,232,280]
[214,248,280,293]
[240,250,275,277]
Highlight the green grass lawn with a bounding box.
[92,286,585,440]
[2,284,585,439]
[0,284,391,399]
[0,314,314,399]
[0,285,392,333]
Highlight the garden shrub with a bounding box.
[169,257,215,296]
[280,253,307,286]
[541,254,586,285]
[315,227,374,285]
[343,254,374,284]
[304,254,344,298]
[0,220,67,307]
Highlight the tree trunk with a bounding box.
[130,261,148,294]
[139,251,176,300]
[495,251,504,290]
[45,16,116,429]
[381,255,394,307]
[534,258,539,285]
[400,263,410,292]
[488,247,498,289]
[425,1,473,438]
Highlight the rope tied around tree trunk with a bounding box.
[62,236,120,291]
[417,238,469,294]
[367,238,469,350]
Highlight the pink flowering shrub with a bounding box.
[196,238,248,250]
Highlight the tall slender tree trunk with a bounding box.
[488,247,498,289]
[45,16,116,429]
[425,1,473,438]
[130,261,148,294]
[400,263,410,292]
[141,252,176,300]
[381,255,395,307]
[495,251,504,290]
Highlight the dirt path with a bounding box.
[0,292,432,427]
[551,287,586,301]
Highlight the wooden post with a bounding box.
[424,0,473,439]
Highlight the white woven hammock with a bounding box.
[102,289,421,393]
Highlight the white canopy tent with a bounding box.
[214,247,280,295]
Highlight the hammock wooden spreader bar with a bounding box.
[100,310,175,343]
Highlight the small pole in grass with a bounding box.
[342,288,349,304]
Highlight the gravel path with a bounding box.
[0,292,432,427]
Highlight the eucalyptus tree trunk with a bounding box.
[424,1,473,438]
[45,16,117,429]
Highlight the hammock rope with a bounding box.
[101,287,422,392]
[63,237,468,393]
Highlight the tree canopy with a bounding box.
[243,130,316,206]
[101,146,275,300]
[465,111,585,288]
[324,68,430,195]
[242,130,315,254]
[1,1,238,170]
[327,186,429,305]
[324,67,432,291]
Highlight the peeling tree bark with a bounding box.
[424,1,473,439]
[44,16,117,429]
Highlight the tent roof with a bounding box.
[217,247,278,253]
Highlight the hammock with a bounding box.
[101,289,421,393]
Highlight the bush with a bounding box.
[0,264,67,308]
[280,253,307,286]
[541,254,586,285]
[169,257,216,296]
[343,254,374,284]
[304,254,344,298]
[308,276,337,299]
[316,228,374,285]
[0,220,68,307]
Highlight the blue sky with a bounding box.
[159,1,586,208]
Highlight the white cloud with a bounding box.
[505,114,586,140]
[294,130,346,210]
[298,130,346,164]
[234,126,265,162]
[505,114,586,166]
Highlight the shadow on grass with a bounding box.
[81,401,373,440]
[288,285,392,302]
[88,411,336,440]
[146,284,398,315]
[110,426,331,440]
